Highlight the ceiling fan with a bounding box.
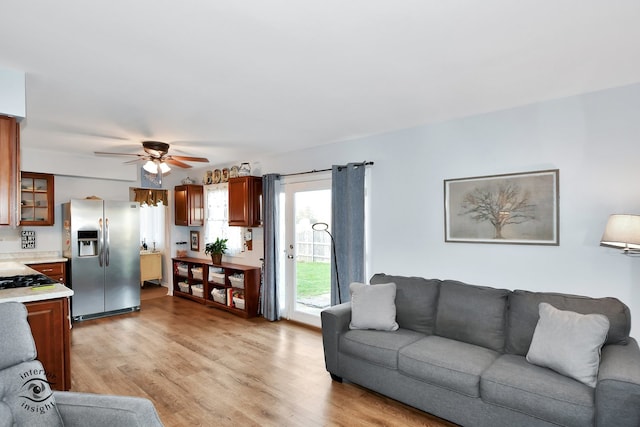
[95,141,210,175]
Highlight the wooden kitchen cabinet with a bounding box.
[0,115,19,226]
[27,261,67,284]
[20,172,55,226]
[174,184,204,226]
[25,297,71,391]
[228,176,262,227]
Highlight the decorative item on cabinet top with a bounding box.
[238,162,251,176]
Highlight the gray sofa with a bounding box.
[0,301,163,426]
[321,274,640,427]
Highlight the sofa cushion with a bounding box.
[340,329,425,369]
[526,303,609,387]
[434,280,509,352]
[399,335,499,398]
[481,354,595,427]
[370,274,440,334]
[349,282,399,331]
[505,290,631,356]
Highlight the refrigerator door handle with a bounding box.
[105,218,110,267]
[98,218,104,267]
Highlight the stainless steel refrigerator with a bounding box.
[62,199,140,321]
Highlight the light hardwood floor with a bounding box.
[69,286,457,426]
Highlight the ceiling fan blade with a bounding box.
[94,151,144,157]
[124,157,148,164]
[165,158,193,168]
[170,155,209,162]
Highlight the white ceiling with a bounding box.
[2,0,640,167]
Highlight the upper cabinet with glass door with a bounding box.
[20,172,55,226]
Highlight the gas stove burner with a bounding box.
[0,274,57,290]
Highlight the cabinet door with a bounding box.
[175,185,203,226]
[188,185,204,226]
[0,116,19,226]
[20,172,55,226]
[229,177,262,227]
[25,298,71,391]
[175,186,188,225]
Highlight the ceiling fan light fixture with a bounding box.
[159,162,171,174]
[143,160,158,174]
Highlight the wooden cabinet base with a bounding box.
[25,298,71,391]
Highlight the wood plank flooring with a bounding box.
[69,286,457,427]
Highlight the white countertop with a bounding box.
[0,282,73,303]
[0,251,67,264]
[140,250,162,256]
[0,261,73,303]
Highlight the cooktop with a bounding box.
[0,274,57,290]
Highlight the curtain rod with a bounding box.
[280,161,374,177]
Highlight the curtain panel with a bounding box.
[331,163,366,305]
[133,188,168,207]
[261,174,281,321]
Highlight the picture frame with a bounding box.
[444,169,559,245]
[190,230,200,251]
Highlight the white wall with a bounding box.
[254,82,640,336]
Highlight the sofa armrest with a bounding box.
[596,337,640,427]
[320,302,351,377]
[53,391,163,427]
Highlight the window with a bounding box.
[204,183,243,255]
[139,203,165,251]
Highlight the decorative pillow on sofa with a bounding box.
[349,282,399,331]
[526,302,609,387]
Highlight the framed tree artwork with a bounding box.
[444,169,559,245]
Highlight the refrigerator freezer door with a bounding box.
[104,200,140,312]
[66,199,106,318]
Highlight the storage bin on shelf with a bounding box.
[191,284,204,298]
[176,263,188,277]
[209,271,225,284]
[177,281,189,293]
[211,288,226,304]
[233,297,245,310]
[228,274,244,289]
[191,266,203,280]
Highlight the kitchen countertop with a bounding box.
[0,251,67,264]
[0,261,73,303]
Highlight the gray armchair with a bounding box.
[0,301,163,426]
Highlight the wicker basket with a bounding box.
[211,288,226,304]
[228,275,244,289]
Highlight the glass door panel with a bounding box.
[282,175,331,326]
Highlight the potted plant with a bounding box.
[205,238,228,265]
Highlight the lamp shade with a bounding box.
[159,162,171,173]
[143,160,158,174]
[600,214,640,250]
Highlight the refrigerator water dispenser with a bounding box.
[77,230,98,257]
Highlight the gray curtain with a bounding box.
[331,163,366,305]
[261,173,281,320]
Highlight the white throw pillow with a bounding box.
[526,302,610,387]
[349,282,399,331]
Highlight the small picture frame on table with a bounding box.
[190,230,200,251]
